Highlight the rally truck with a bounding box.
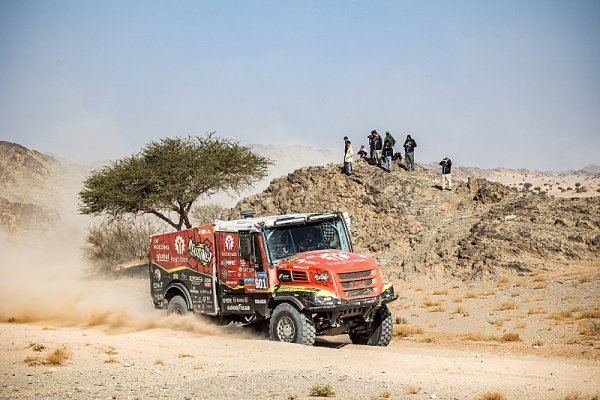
[149,212,398,346]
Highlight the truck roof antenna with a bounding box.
[241,210,256,219]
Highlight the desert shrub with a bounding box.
[495,301,518,311]
[104,356,119,364]
[84,217,160,274]
[523,182,533,191]
[26,347,72,366]
[534,186,541,191]
[309,383,335,397]
[432,289,449,295]
[575,182,581,187]
[500,332,521,342]
[191,203,227,225]
[29,343,45,352]
[393,325,424,337]
[476,391,507,400]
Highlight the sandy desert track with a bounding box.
[1,299,598,400]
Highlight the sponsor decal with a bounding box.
[154,269,161,282]
[255,299,267,304]
[277,270,292,282]
[282,255,299,263]
[174,235,185,255]
[153,242,170,251]
[222,259,236,267]
[188,237,213,266]
[189,276,203,284]
[243,277,255,284]
[224,234,235,251]
[221,269,227,279]
[319,252,350,262]
[190,289,199,294]
[204,279,212,288]
[155,253,169,262]
[153,282,163,289]
[225,304,251,312]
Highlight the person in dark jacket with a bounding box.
[403,134,417,171]
[367,130,377,163]
[373,132,383,167]
[358,145,367,159]
[383,132,396,172]
[439,156,452,190]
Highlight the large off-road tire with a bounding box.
[349,305,393,346]
[269,303,316,345]
[166,295,189,316]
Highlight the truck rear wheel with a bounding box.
[269,303,315,345]
[349,305,392,346]
[167,295,188,316]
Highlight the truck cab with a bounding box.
[149,212,397,346]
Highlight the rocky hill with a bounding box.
[228,160,600,279]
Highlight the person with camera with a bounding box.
[439,156,452,190]
[403,134,417,171]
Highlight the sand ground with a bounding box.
[1,273,598,400]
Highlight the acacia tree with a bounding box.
[79,134,272,230]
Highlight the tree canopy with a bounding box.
[79,134,272,230]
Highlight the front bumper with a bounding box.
[303,284,398,312]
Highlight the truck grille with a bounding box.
[338,270,372,280]
[291,271,308,281]
[341,278,373,288]
[337,269,376,299]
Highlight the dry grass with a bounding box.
[481,289,497,296]
[533,340,544,346]
[577,309,600,319]
[533,282,548,289]
[451,296,463,303]
[105,346,118,356]
[464,291,478,299]
[476,391,507,400]
[104,356,119,364]
[421,299,442,307]
[154,359,165,365]
[497,277,510,287]
[461,333,495,342]
[393,325,424,337]
[178,353,194,358]
[515,321,527,329]
[579,321,600,336]
[394,316,408,324]
[494,301,518,311]
[193,364,204,370]
[406,386,421,395]
[29,343,46,352]
[7,317,16,323]
[430,305,446,312]
[527,307,546,315]
[510,290,520,297]
[432,289,449,295]
[578,275,591,283]
[533,274,547,282]
[309,383,335,397]
[288,394,299,400]
[377,389,392,399]
[500,332,521,342]
[452,306,467,315]
[25,347,72,367]
[492,319,504,327]
[561,392,600,400]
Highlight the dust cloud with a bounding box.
[0,227,248,338]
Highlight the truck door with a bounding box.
[238,232,269,294]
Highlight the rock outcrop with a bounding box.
[228,160,600,279]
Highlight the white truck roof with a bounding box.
[213,212,348,233]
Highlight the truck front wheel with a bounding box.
[349,305,393,346]
[269,303,315,346]
[167,295,189,316]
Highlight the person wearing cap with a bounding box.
[373,132,383,167]
[439,156,452,190]
[403,134,417,171]
[383,131,396,172]
[367,130,377,163]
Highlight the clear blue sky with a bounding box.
[1,0,598,170]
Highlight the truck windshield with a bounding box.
[264,217,351,261]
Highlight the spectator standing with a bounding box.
[383,132,396,172]
[367,130,376,163]
[439,156,452,190]
[373,132,383,167]
[403,134,417,171]
[343,137,354,175]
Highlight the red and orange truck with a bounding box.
[149,212,397,346]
